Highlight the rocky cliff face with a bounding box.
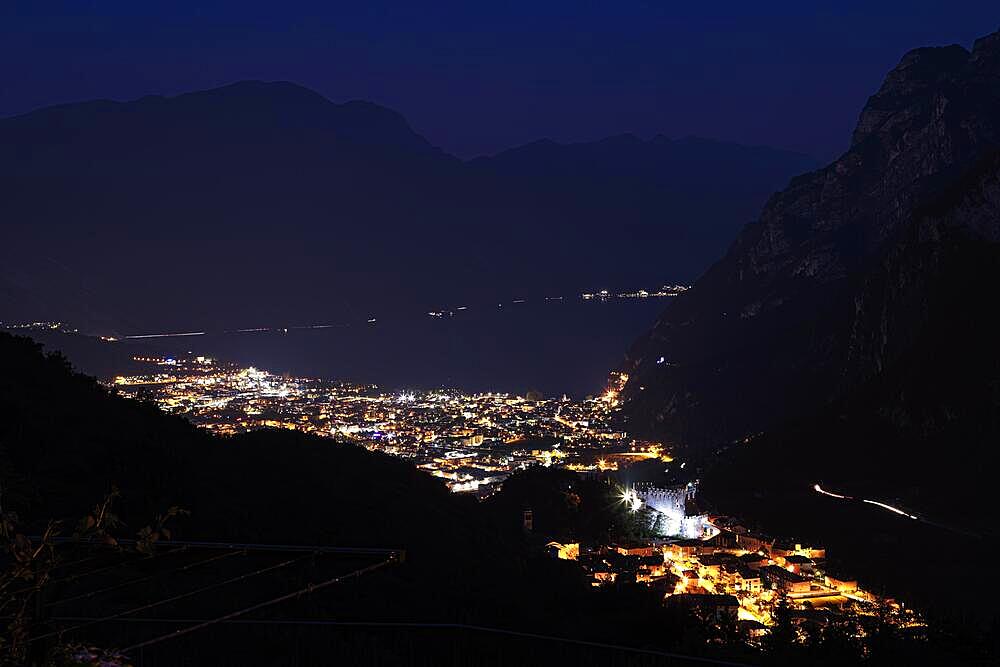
[622,30,1000,450]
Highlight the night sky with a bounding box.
[3,1,997,161]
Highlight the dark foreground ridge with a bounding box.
[0,332,757,666]
[4,332,984,664]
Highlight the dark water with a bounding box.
[138,299,665,398]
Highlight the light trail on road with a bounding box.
[813,483,917,520]
[813,482,984,538]
[861,499,919,520]
[124,331,206,339]
[813,483,850,500]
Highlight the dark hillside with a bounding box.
[623,32,1000,451]
[0,332,742,665]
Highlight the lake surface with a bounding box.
[131,299,666,398]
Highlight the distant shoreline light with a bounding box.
[3,283,689,343]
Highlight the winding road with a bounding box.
[813,483,919,520]
[812,483,983,538]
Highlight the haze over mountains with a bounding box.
[1,81,815,335]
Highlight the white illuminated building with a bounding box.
[635,481,716,539]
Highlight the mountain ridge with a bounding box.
[0,81,814,336]
[622,30,1000,450]
[1,79,442,156]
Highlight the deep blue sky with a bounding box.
[2,1,997,160]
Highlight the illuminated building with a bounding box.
[636,482,716,539]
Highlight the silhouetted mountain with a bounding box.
[3,80,440,153]
[0,81,813,335]
[619,35,1000,639]
[475,134,815,193]
[471,134,818,282]
[701,149,1000,621]
[623,31,1000,463]
[0,262,123,335]
[620,35,1000,628]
